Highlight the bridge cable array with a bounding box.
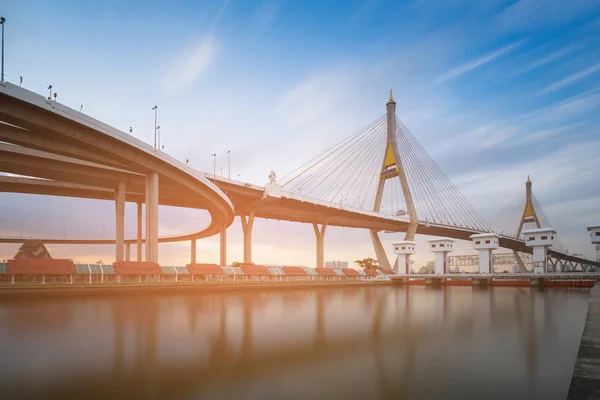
[489,190,566,251]
[278,114,491,232]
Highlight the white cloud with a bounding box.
[166,35,218,92]
[537,62,600,95]
[431,42,522,84]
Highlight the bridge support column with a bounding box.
[137,202,142,261]
[313,222,327,268]
[470,233,500,274]
[126,243,131,261]
[145,176,150,262]
[115,181,126,262]
[370,230,391,271]
[220,225,227,266]
[147,172,159,263]
[428,238,455,274]
[191,239,196,264]
[240,213,255,264]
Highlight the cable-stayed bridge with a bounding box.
[0,82,597,272]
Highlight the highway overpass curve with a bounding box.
[0,82,234,240]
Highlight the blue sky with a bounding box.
[1,0,600,267]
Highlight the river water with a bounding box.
[0,286,590,399]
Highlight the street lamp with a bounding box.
[157,126,161,149]
[227,150,231,179]
[211,153,216,180]
[47,85,53,100]
[1,17,5,82]
[152,106,158,149]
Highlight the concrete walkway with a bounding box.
[568,283,600,399]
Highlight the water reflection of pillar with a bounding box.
[371,290,387,342]
[524,289,539,382]
[209,300,230,365]
[113,301,125,372]
[314,292,325,347]
[241,296,253,359]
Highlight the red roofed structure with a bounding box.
[282,266,308,276]
[363,269,378,276]
[187,263,224,276]
[240,264,271,277]
[315,267,336,276]
[341,268,360,277]
[7,258,75,275]
[113,261,162,276]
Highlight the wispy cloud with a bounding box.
[254,0,280,34]
[537,62,600,95]
[516,44,579,76]
[166,35,218,91]
[210,0,231,30]
[432,42,522,84]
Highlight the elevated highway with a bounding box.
[0,81,596,271]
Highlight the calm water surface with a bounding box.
[0,286,590,399]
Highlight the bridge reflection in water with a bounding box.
[0,287,589,399]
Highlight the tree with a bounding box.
[354,257,381,270]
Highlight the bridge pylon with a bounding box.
[370,91,418,272]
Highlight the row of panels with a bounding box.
[0,260,388,277]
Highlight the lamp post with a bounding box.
[211,153,216,180]
[47,85,53,100]
[227,150,231,179]
[157,126,161,150]
[152,106,158,149]
[1,17,5,82]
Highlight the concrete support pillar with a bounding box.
[191,239,196,265]
[240,213,255,264]
[313,222,327,268]
[115,181,126,262]
[145,176,150,262]
[434,252,447,274]
[148,172,159,263]
[137,202,143,261]
[220,224,227,266]
[126,243,131,261]
[479,249,491,274]
[370,230,391,271]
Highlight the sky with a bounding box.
[1,0,600,268]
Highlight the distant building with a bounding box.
[325,261,348,270]
[446,252,534,273]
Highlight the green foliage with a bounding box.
[354,257,381,270]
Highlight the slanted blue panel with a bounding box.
[161,266,177,275]
[357,270,367,276]
[75,264,90,274]
[267,267,286,276]
[175,266,190,275]
[0,262,8,274]
[101,264,116,274]
[302,268,318,276]
[333,269,345,276]
[89,265,103,274]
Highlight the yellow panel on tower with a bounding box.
[380,143,399,179]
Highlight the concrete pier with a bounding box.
[568,283,600,399]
